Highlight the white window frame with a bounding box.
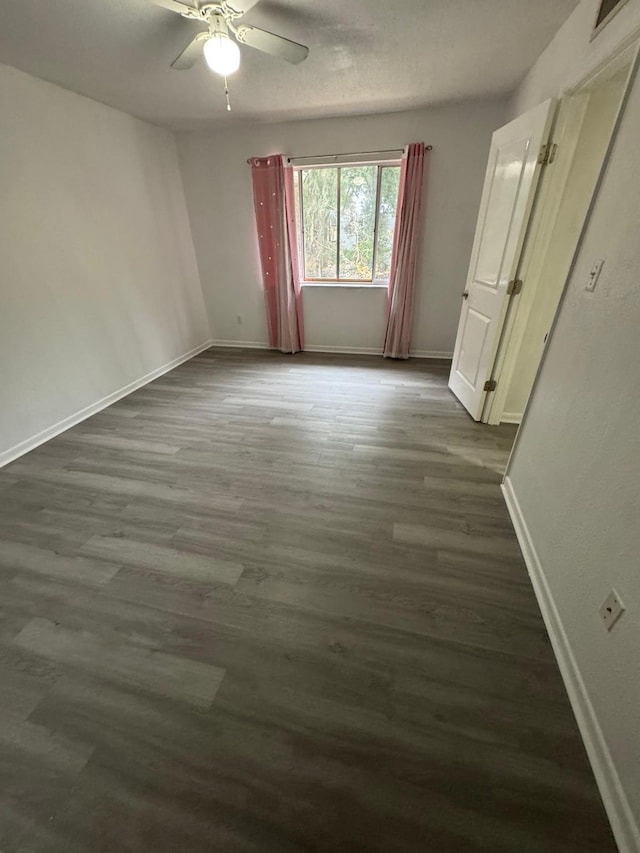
[293,158,401,286]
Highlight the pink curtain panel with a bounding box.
[250,155,304,353]
[383,142,429,359]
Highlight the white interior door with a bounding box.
[448,99,555,420]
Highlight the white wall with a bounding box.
[0,63,210,463]
[176,100,506,356]
[510,0,640,117]
[505,2,640,849]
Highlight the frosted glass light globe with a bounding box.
[204,34,240,76]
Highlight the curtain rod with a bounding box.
[246,145,432,165]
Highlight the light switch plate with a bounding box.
[586,258,604,292]
[600,589,625,631]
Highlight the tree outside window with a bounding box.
[294,163,401,283]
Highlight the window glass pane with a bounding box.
[339,166,376,280]
[301,168,337,279]
[374,166,401,281]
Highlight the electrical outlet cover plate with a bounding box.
[599,589,625,631]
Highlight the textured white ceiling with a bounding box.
[0,0,579,128]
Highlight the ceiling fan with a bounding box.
[154,0,309,76]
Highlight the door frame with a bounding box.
[481,93,588,424]
[503,33,640,480]
[482,35,640,426]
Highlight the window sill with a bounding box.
[300,282,389,289]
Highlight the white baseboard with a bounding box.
[208,340,452,360]
[500,412,523,424]
[211,341,381,356]
[305,347,452,359]
[0,340,214,469]
[208,339,272,350]
[502,476,639,853]
[409,350,453,360]
[304,345,382,355]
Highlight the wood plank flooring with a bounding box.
[0,349,616,852]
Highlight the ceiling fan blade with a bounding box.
[152,0,197,14]
[235,25,309,64]
[225,0,261,15]
[171,31,208,69]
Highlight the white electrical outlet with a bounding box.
[586,258,604,292]
[599,589,625,631]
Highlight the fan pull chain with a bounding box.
[224,76,231,111]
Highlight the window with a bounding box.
[293,163,401,284]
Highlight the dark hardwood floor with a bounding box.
[0,349,616,852]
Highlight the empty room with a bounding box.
[1,0,639,851]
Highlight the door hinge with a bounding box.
[484,379,497,392]
[507,278,523,296]
[538,142,558,166]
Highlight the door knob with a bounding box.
[462,291,469,300]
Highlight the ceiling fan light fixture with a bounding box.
[204,32,241,76]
